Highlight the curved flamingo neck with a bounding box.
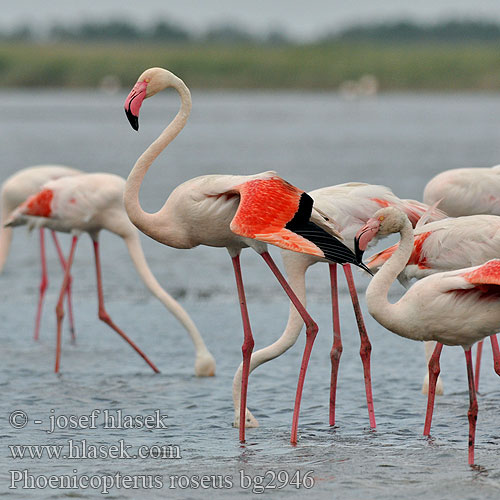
[124,76,192,244]
[365,218,414,334]
[122,232,211,356]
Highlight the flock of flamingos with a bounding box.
[1,67,499,467]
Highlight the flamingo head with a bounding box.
[124,67,184,131]
[354,207,408,252]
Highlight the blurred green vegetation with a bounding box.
[1,41,500,90]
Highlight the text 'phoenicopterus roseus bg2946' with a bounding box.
[1,165,83,339]
[6,173,216,377]
[355,207,500,466]
[123,67,371,444]
[232,182,446,431]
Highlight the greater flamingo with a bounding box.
[122,66,370,444]
[1,165,82,339]
[6,172,216,377]
[423,165,500,217]
[367,214,500,394]
[423,165,500,389]
[355,206,500,465]
[232,182,446,430]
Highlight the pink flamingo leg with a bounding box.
[329,263,342,427]
[92,239,159,374]
[34,228,48,341]
[474,340,484,392]
[490,334,500,377]
[55,236,78,373]
[51,231,76,341]
[342,263,376,429]
[464,348,478,466]
[423,342,443,436]
[260,251,319,445]
[231,253,254,443]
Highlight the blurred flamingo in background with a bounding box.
[423,165,500,390]
[1,165,82,340]
[355,206,500,466]
[232,182,446,430]
[122,66,370,444]
[6,172,216,377]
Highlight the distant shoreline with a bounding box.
[1,42,500,91]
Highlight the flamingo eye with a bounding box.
[145,78,151,83]
[378,216,385,221]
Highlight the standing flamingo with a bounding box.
[1,165,82,340]
[355,207,500,465]
[122,67,370,444]
[423,165,500,389]
[6,172,216,377]
[367,214,500,393]
[232,182,446,430]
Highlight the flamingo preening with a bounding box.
[232,182,446,430]
[1,165,82,340]
[367,214,500,390]
[355,207,500,465]
[6,173,216,377]
[423,165,500,390]
[122,67,370,444]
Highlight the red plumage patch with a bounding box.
[463,259,500,286]
[367,231,432,269]
[23,189,54,217]
[230,178,303,237]
[229,177,324,257]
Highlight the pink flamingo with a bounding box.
[355,206,500,465]
[232,182,446,430]
[1,165,82,340]
[423,165,500,389]
[367,214,500,393]
[6,172,216,377]
[122,67,370,444]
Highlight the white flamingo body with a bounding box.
[0,165,82,271]
[423,165,500,216]
[233,182,446,428]
[8,172,216,376]
[356,207,500,465]
[371,264,500,347]
[368,215,500,285]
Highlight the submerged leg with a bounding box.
[465,348,478,466]
[51,231,76,341]
[260,251,319,445]
[343,264,376,429]
[474,340,484,392]
[423,342,443,436]
[34,228,48,341]
[55,236,78,373]
[231,253,254,443]
[93,238,159,374]
[329,263,342,426]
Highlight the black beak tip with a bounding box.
[125,108,139,131]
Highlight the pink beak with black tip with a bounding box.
[354,218,381,257]
[124,80,148,131]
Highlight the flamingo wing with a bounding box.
[229,176,361,265]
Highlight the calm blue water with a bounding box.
[0,90,499,498]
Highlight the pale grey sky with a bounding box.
[3,1,500,40]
